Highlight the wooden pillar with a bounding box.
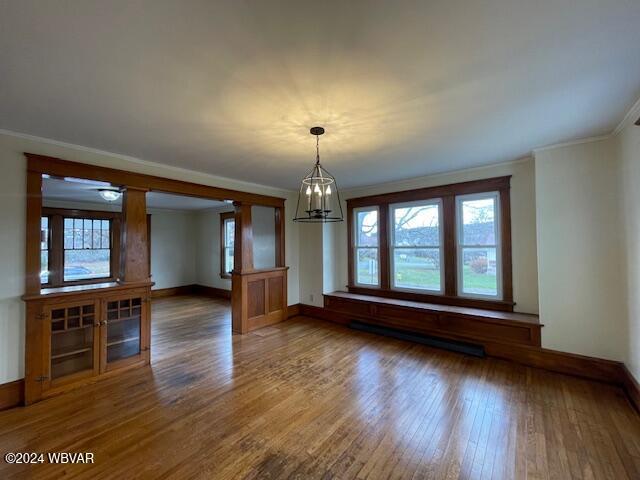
[232,202,254,333]
[119,187,150,284]
[25,170,43,296]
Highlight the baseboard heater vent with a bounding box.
[349,321,485,358]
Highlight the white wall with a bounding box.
[195,206,233,291]
[252,205,276,270]
[0,131,300,384]
[617,122,640,380]
[149,210,198,290]
[534,138,626,361]
[301,158,539,314]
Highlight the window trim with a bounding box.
[389,199,444,294]
[352,206,381,287]
[220,211,235,279]
[346,176,513,312]
[41,208,121,288]
[455,191,502,300]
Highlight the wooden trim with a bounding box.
[150,284,232,299]
[379,204,390,290]
[25,170,43,295]
[26,153,285,207]
[622,365,640,413]
[442,196,457,296]
[347,206,354,290]
[346,175,513,312]
[287,303,301,318]
[120,188,149,283]
[42,207,121,219]
[151,285,195,298]
[220,211,234,278]
[0,379,24,411]
[192,284,232,300]
[347,176,512,208]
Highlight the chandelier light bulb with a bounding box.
[326,185,332,195]
[305,185,311,195]
[314,184,321,194]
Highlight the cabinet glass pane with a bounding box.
[50,304,95,380]
[106,298,142,363]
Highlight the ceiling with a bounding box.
[43,176,228,211]
[1,1,639,189]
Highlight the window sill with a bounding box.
[220,273,232,280]
[346,285,515,312]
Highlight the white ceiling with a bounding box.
[43,176,228,211]
[1,1,640,189]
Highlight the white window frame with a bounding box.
[456,191,502,300]
[353,206,380,287]
[389,199,444,294]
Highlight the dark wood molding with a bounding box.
[26,153,286,208]
[120,188,149,284]
[220,211,234,279]
[25,169,43,296]
[347,176,512,208]
[346,175,513,311]
[0,379,24,411]
[150,284,232,299]
[192,284,232,300]
[622,365,640,413]
[287,303,301,318]
[151,285,196,298]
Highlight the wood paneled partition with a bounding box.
[19,153,288,406]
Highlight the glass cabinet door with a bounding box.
[47,301,99,385]
[103,296,144,368]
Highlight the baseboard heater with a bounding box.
[349,320,485,358]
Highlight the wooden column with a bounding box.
[119,187,150,284]
[232,202,254,333]
[25,170,43,296]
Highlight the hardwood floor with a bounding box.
[1,294,639,479]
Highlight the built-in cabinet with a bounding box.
[24,285,151,404]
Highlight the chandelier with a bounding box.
[293,127,343,223]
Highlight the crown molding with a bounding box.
[613,94,640,136]
[532,134,612,154]
[0,129,295,196]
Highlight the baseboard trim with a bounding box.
[192,284,232,299]
[151,285,195,298]
[297,304,639,409]
[622,365,640,413]
[0,379,24,411]
[151,284,231,300]
[287,303,301,318]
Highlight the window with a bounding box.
[390,200,442,292]
[220,212,235,277]
[354,207,379,286]
[41,208,120,288]
[63,218,112,282]
[40,217,49,284]
[347,176,512,311]
[457,193,500,298]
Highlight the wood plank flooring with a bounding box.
[1,294,639,479]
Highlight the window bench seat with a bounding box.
[323,291,542,348]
